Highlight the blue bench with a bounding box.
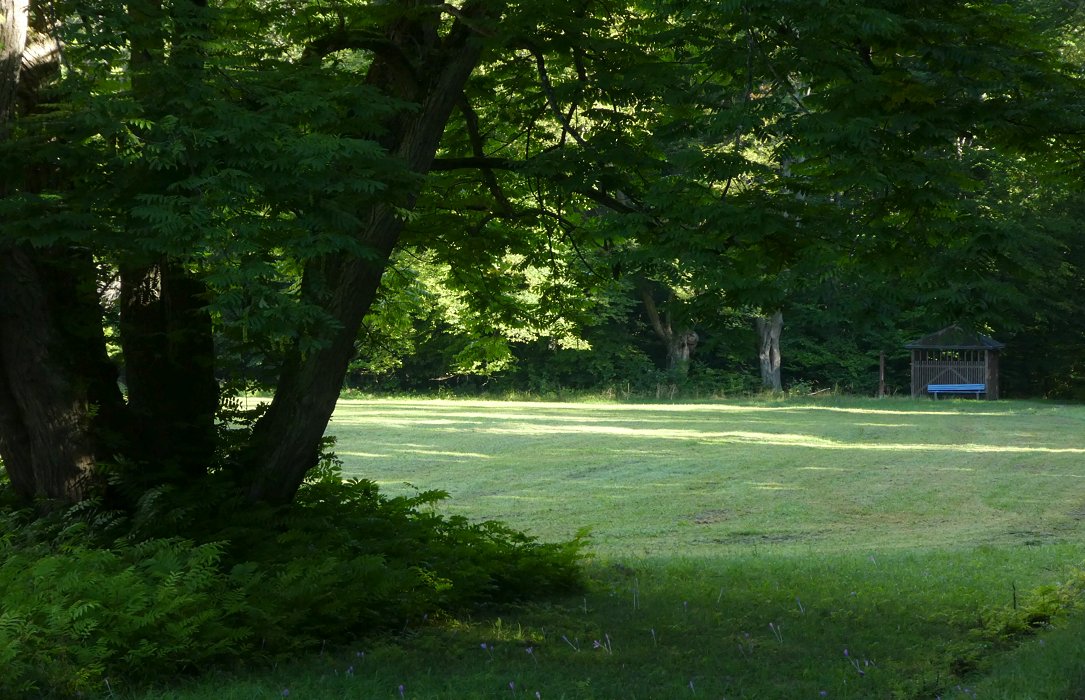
[927,383,986,398]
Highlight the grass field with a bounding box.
[330,398,1085,556]
[138,397,1085,699]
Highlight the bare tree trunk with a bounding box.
[669,330,699,372]
[241,214,400,504]
[241,5,493,505]
[0,0,29,132]
[756,310,783,391]
[637,278,697,375]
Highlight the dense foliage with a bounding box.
[341,1,1085,400]
[0,462,584,696]
[1,0,1081,505]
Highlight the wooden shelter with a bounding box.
[905,325,1004,399]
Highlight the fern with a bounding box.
[0,470,584,696]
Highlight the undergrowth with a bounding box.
[0,459,585,697]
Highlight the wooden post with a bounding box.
[878,352,885,398]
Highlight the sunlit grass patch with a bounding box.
[330,398,1085,556]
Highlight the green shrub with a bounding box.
[0,466,585,697]
[0,530,246,697]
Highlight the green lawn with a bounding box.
[138,398,1085,699]
[330,397,1085,557]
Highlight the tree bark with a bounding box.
[0,3,126,505]
[0,248,126,504]
[0,0,28,132]
[637,278,697,375]
[241,3,495,505]
[107,0,218,489]
[119,261,219,485]
[756,310,783,391]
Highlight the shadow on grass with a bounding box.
[133,546,1085,700]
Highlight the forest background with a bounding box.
[228,3,1085,402]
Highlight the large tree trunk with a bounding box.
[637,278,697,375]
[119,261,219,486]
[669,330,699,371]
[108,0,219,490]
[756,310,783,391]
[241,4,494,505]
[0,2,126,505]
[0,248,127,504]
[0,0,28,131]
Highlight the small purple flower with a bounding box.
[281,690,290,698]
[398,684,405,698]
[820,692,828,698]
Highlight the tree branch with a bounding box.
[636,278,672,344]
[429,155,645,216]
[430,155,518,171]
[437,2,494,37]
[526,43,588,147]
[458,94,514,211]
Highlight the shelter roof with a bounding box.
[904,324,1004,350]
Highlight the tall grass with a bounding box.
[133,398,1085,699]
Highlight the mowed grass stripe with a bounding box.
[329,398,1085,557]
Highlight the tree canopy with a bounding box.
[1,0,1083,509]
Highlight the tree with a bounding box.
[1,0,1081,513]
[0,0,27,132]
[755,310,783,391]
[2,0,499,506]
[636,278,698,374]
